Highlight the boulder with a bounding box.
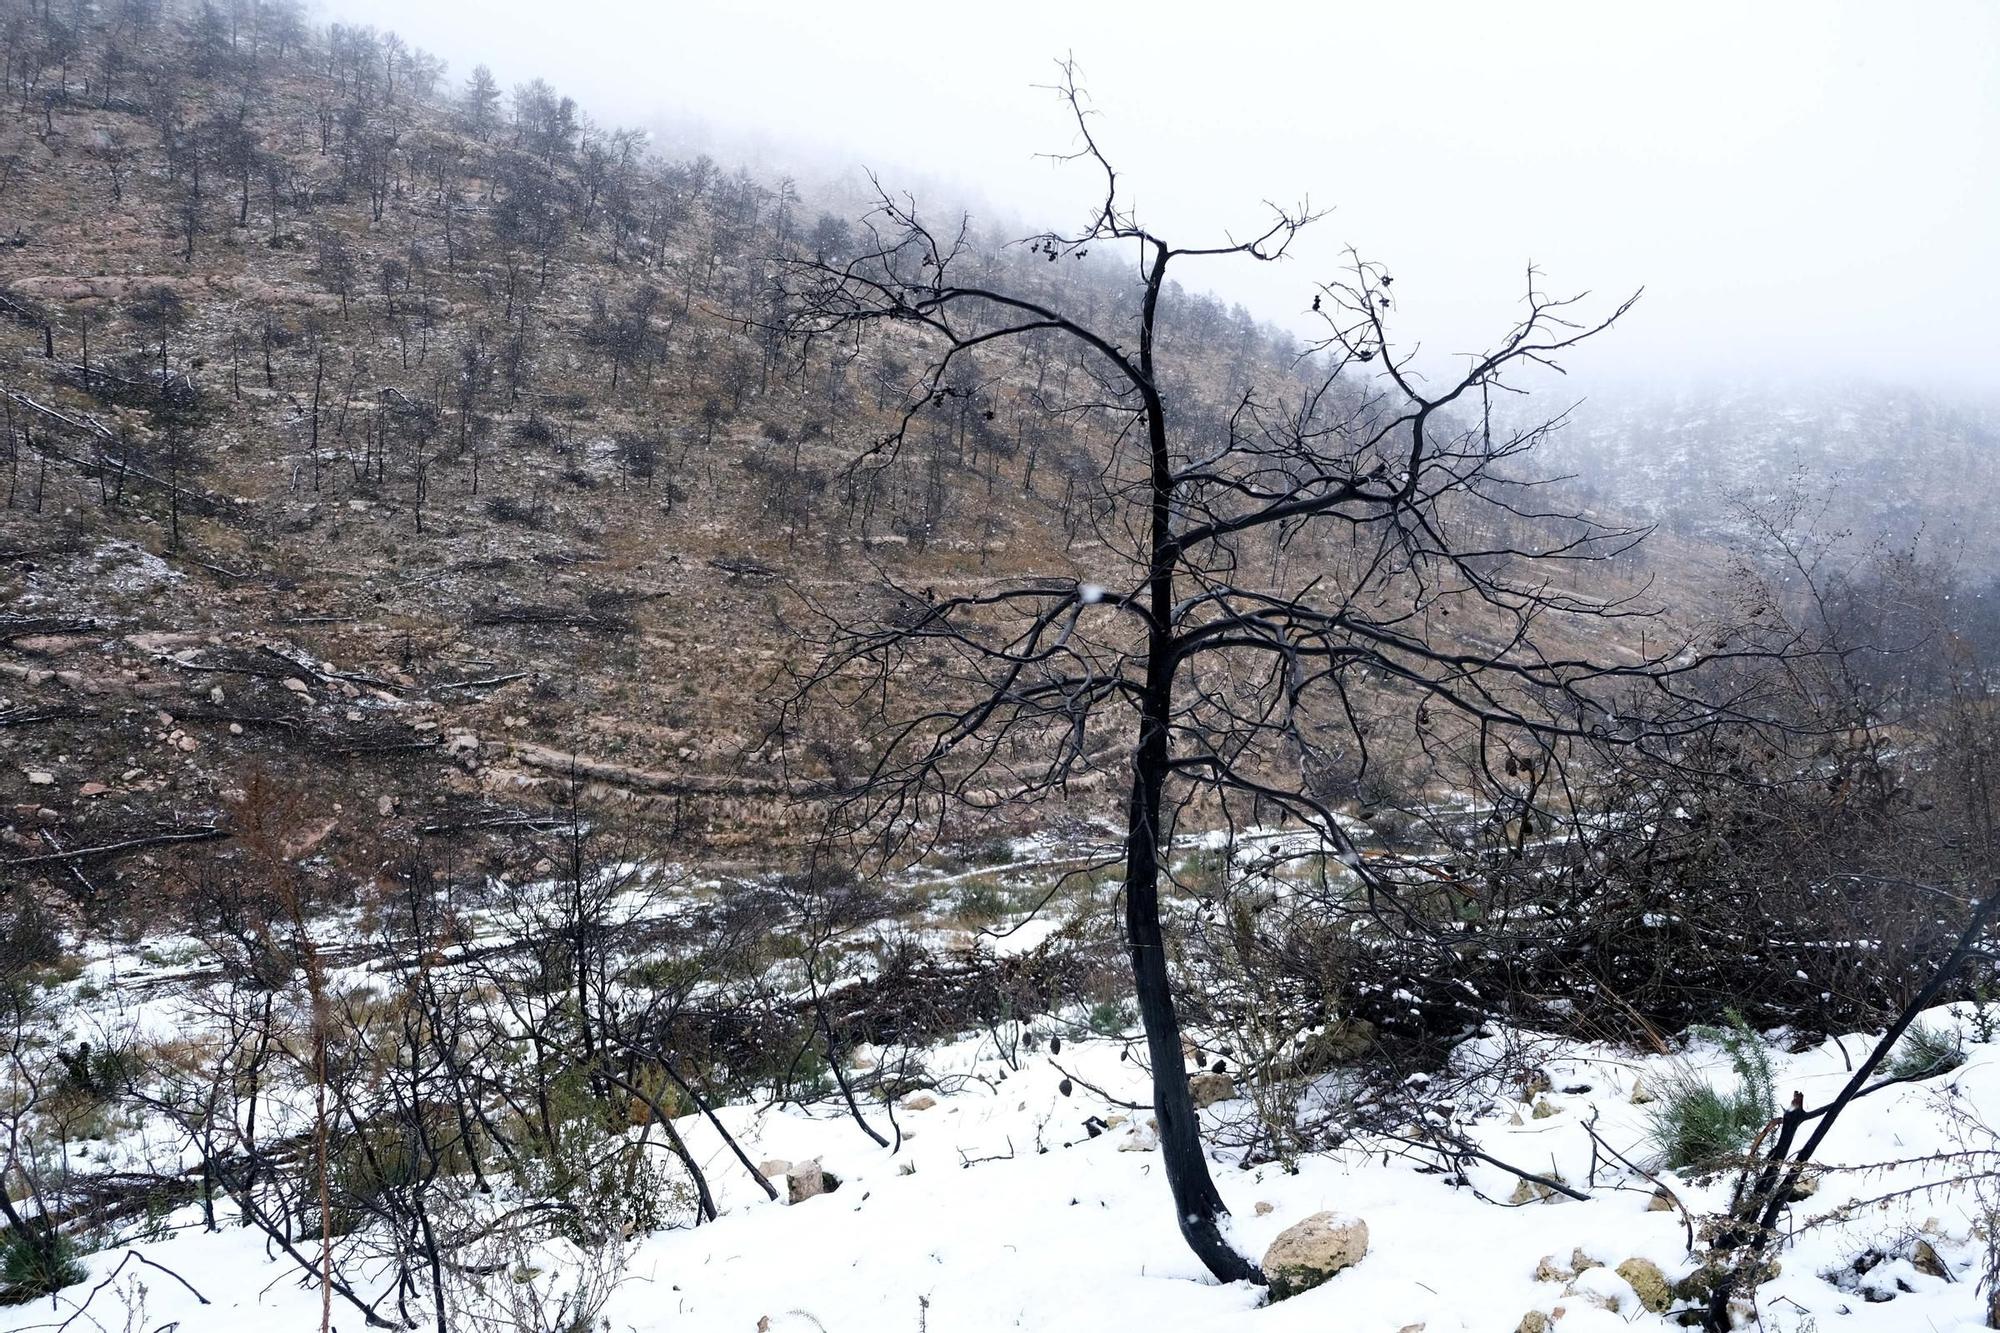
[1617,1258,1673,1312]
[1562,1265,1637,1313]
[1912,1239,1948,1279]
[758,1159,791,1181]
[1517,1314,1550,1333]
[1261,1211,1368,1301]
[1189,1071,1237,1109]
[786,1160,825,1204]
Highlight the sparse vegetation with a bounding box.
[1647,1015,1777,1173]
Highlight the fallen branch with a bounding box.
[4,826,229,866]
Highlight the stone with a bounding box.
[1561,1265,1635,1313]
[758,1159,791,1180]
[378,795,398,817]
[1296,1017,1376,1073]
[1117,1124,1159,1151]
[1531,1097,1560,1119]
[282,677,311,694]
[1534,1255,1572,1283]
[1517,1316,1550,1333]
[1912,1239,1948,1279]
[1509,1177,1559,1205]
[175,734,198,751]
[1189,1071,1237,1109]
[899,1092,937,1111]
[24,770,53,785]
[1253,1201,1274,1216]
[1617,1258,1673,1312]
[78,782,110,798]
[1571,1249,1600,1274]
[1630,1078,1656,1105]
[786,1160,826,1204]
[1261,1211,1368,1301]
[1648,1186,1677,1211]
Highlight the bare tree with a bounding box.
[777,66,1786,1286]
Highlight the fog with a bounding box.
[330,0,1999,391]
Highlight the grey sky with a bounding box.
[331,0,1999,390]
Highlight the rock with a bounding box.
[1617,1258,1673,1312]
[1911,1239,1947,1279]
[229,722,243,735]
[1296,1017,1377,1073]
[446,731,481,758]
[1253,1201,1274,1216]
[78,781,110,798]
[1531,1097,1560,1119]
[24,770,53,785]
[378,795,397,817]
[1189,1071,1236,1109]
[1786,1171,1818,1201]
[11,634,89,655]
[282,677,311,694]
[1648,1186,1677,1211]
[209,685,225,704]
[758,1159,791,1180]
[786,1160,826,1204]
[900,1092,937,1111]
[175,734,198,752]
[1534,1255,1572,1283]
[1509,1177,1560,1205]
[1517,1314,1550,1333]
[1629,1078,1656,1105]
[1562,1265,1636,1313]
[1261,1211,1368,1300]
[1570,1249,1599,1274]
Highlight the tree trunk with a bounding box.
[1124,245,1262,1286]
[1123,701,1261,1286]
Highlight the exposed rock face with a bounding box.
[1188,1071,1236,1109]
[1261,1211,1368,1301]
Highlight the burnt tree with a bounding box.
[779,68,1781,1287]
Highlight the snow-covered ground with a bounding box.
[8,1007,1997,1333]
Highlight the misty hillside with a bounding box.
[2,5,1999,1333]
[1544,380,2000,577]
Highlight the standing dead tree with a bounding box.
[776,66,1790,1286]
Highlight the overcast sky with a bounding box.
[330,0,1999,392]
